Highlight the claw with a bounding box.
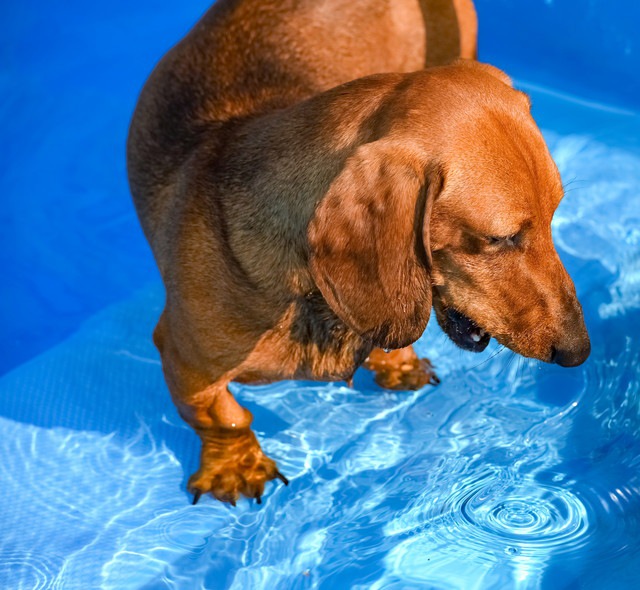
[256,494,262,505]
[275,471,289,486]
[229,499,236,507]
[192,490,202,505]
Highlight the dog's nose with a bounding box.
[548,292,591,367]
[550,334,591,367]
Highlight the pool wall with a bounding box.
[1,0,639,376]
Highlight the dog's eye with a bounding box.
[487,233,519,247]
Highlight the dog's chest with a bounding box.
[286,292,372,380]
[237,292,372,384]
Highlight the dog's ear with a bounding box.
[308,141,443,350]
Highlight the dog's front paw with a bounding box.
[364,347,439,390]
[382,356,440,390]
[188,428,288,505]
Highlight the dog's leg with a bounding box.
[363,345,439,390]
[182,381,287,505]
[154,314,287,505]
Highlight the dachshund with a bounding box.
[127,0,589,505]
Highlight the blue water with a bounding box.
[1,1,639,589]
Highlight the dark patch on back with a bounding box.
[419,0,461,66]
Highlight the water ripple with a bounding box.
[386,468,589,561]
[0,552,62,590]
[455,472,589,554]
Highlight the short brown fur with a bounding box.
[128,0,588,505]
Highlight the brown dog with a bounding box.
[127,0,589,505]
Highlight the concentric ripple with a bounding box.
[386,467,591,568]
[456,472,589,554]
[0,552,62,590]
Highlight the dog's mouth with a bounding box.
[444,308,491,352]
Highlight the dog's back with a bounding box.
[127,0,476,252]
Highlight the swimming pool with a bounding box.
[1,1,639,588]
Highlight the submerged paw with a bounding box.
[188,434,288,505]
[365,350,439,390]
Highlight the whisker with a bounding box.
[497,351,517,379]
[562,186,582,195]
[465,345,506,372]
[562,176,588,190]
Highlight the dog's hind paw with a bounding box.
[188,428,287,505]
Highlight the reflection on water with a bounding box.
[1,102,640,589]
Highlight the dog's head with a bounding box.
[309,61,589,366]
